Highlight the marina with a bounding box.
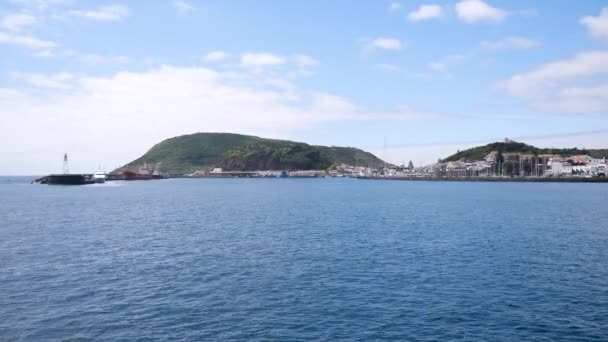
[358,175,608,183]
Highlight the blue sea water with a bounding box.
[1,177,607,341]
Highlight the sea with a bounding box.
[1,176,607,341]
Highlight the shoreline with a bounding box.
[357,176,608,183]
[23,175,608,184]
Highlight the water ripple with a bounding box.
[1,178,607,341]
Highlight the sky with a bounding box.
[1,0,608,174]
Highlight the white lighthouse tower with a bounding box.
[63,153,69,174]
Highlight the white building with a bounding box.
[289,170,327,177]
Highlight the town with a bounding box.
[39,139,608,184]
[182,149,608,181]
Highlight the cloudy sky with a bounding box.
[1,0,608,174]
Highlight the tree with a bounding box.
[408,160,414,170]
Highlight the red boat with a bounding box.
[121,171,164,180]
[121,163,166,180]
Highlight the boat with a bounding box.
[121,163,166,180]
[93,171,106,183]
[121,171,160,180]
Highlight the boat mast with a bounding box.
[383,136,387,174]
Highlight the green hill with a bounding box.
[114,133,386,174]
[442,141,608,162]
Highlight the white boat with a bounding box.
[93,171,106,183]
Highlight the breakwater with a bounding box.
[32,174,89,185]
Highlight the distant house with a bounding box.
[484,151,498,163]
[549,162,572,175]
[550,155,608,176]
[587,157,604,166]
[473,161,492,171]
[570,155,592,165]
[549,155,565,163]
[446,161,463,172]
[502,152,521,161]
[519,154,535,160]
[289,170,327,177]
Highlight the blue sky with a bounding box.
[1,0,608,174]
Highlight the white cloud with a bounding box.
[286,69,317,79]
[291,54,319,67]
[62,50,128,65]
[30,48,128,64]
[32,49,54,57]
[205,50,228,62]
[375,63,400,72]
[480,36,540,51]
[581,7,608,40]
[374,64,433,79]
[2,14,37,31]
[69,4,129,21]
[547,85,608,113]
[455,0,507,23]
[0,65,437,174]
[9,0,71,10]
[388,2,403,12]
[80,54,127,65]
[174,1,194,15]
[206,51,317,67]
[240,53,286,67]
[525,131,608,151]
[0,31,56,49]
[408,4,443,22]
[428,62,446,71]
[11,72,74,89]
[500,51,608,113]
[371,37,403,50]
[429,54,466,71]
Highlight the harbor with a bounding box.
[32,140,608,185]
[32,155,168,185]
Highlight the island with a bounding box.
[112,132,387,176]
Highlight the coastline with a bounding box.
[357,176,608,183]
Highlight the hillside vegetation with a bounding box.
[442,141,608,162]
[114,133,386,174]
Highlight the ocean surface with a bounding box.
[1,177,607,341]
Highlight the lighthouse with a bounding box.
[63,153,69,174]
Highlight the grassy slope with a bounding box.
[114,133,386,174]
